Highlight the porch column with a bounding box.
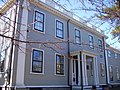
[94,57,99,85]
[82,53,88,85]
[77,54,80,85]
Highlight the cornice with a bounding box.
[106,45,120,54]
[0,0,16,15]
[29,0,107,39]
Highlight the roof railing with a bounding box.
[38,0,104,34]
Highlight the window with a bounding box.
[75,29,81,44]
[32,49,43,73]
[0,60,4,72]
[100,63,105,77]
[56,20,64,39]
[56,54,64,75]
[116,67,120,80]
[115,53,117,59]
[98,39,102,51]
[34,11,44,32]
[109,66,113,81]
[108,50,111,57]
[89,35,94,48]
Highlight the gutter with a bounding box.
[67,19,71,89]
[102,37,109,85]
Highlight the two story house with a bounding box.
[0,0,120,90]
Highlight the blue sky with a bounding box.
[0,0,120,49]
[0,0,3,7]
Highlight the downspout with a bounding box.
[102,36,108,85]
[67,19,71,89]
[80,51,83,90]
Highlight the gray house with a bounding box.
[106,45,120,86]
[0,0,120,90]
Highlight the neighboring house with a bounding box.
[0,0,120,90]
[106,45,120,85]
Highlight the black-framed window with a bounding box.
[98,39,102,51]
[32,49,43,73]
[56,20,64,39]
[56,54,64,75]
[109,66,113,81]
[89,35,94,48]
[34,11,44,32]
[75,29,81,44]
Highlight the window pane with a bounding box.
[32,49,43,73]
[75,30,80,37]
[56,20,64,39]
[56,54,64,75]
[109,66,113,81]
[34,11,44,32]
[75,29,81,44]
[89,35,94,48]
[76,37,80,43]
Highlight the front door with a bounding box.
[86,56,94,85]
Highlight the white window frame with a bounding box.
[30,48,44,74]
[33,10,45,33]
[55,53,65,76]
[55,19,64,39]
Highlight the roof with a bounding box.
[106,44,120,54]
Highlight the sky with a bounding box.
[0,0,120,49]
[54,0,120,49]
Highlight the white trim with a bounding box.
[55,19,65,40]
[105,41,110,84]
[16,0,29,86]
[54,53,65,76]
[33,9,46,34]
[94,57,99,85]
[70,50,98,56]
[74,27,82,46]
[77,54,81,85]
[13,85,70,88]
[30,48,45,74]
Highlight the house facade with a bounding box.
[106,45,120,86]
[0,0,120,90]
